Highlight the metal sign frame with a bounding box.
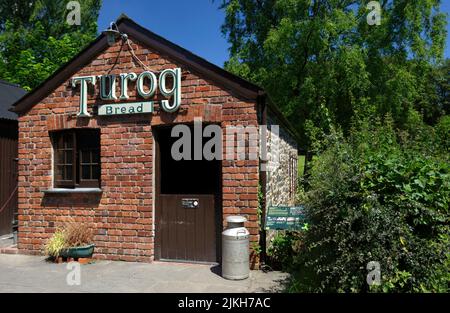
[265,205,306,231]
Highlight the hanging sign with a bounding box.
[71,68,182,117]
[265,206,307,230]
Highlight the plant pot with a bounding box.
[60,244,95,258]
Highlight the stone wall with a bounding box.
[265,112,298,208]
[264,109,298,248]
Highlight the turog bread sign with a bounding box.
[71,67,182,117]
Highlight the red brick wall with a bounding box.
[17,35,260,265]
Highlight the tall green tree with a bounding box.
[219,0,448,148]
[0,0,102,91]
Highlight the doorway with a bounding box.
[0,123,18,237]
[154,125,222,263]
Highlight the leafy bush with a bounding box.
[45,229,66,258]
[290,115,449,292]
[267,231,302,271]
[44,220,94,258]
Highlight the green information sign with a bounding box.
[265,206,307,230]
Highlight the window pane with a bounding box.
[77,130,100,187]
[81,150,91,163]
[64,134,73,148]
[65,165,73,181]
[78,131,100,149]
[56,151,65,165]
[56,165,64,180]
[82,165,91,180]
[92,165,100,180]
[53,131,77,187]
[55,134,63,150]
[92,150,100,163]
[65,150,73,164]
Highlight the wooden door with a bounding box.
[157,194,217,262]
[153,125,221,263]
[0,124,18,236]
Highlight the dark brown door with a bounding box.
[0,123,18,236]
[158,194,217,262]
[154,125,221,263]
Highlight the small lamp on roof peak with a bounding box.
[102,22,123,46]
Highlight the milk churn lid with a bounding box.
[226,216,247,224]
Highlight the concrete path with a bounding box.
[0,235,14,248]
[0,254,289,293]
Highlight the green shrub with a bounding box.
[45,229,67,258]
[267,231,301,271]
[44,220,94,258]
[290,115,449,292]
[435,115,450,150]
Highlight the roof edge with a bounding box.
[263,93,302,149]
[11,15,263,115]
[0,79,23,89]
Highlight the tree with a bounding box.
[434,59,450,116]
[291,117,450,292]
[219,0,448,148]
[0,0,102,91]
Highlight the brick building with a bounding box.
[10,15,297,267]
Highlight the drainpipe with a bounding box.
[258,92,268,268]
[12,214,18,245]
[13,157,19,245]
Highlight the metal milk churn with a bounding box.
[222,215,250,280]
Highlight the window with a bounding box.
[288,154,297,199]
[52,129,100,188]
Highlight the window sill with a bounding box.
[43,188,103,194]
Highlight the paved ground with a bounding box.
[0,235,14,248]
[0,254,289,293]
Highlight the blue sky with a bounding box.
[441,1,450,59]
[97,0,228,67]
[98,0,450,68]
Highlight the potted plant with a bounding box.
[45,220,95,261]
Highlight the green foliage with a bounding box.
[1,1,446,292]
[44,221,94,258]
[251,184,265,255]
[220,0,449,293]
[298,155,306,176]
[267,231,301,271]
[289,116,449,292]
[0,0,102,90]
[257,183,264,222]
[45,229,66,258]
[435,115,450,150]
[219,0,448,148]
[251,241,262,255]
